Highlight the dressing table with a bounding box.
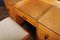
[4,0,60,40]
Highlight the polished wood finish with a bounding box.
[15,0,52,20]
[14,0,52,27]
[39,0,56,5]
[38,6,60,35]
[4,0,60,40]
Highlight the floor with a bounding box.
[0,0,9,21]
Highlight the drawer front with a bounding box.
[15,8,38,27]
[37,24,60,40]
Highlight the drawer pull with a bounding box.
[44,34,49,40]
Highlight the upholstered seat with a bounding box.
[0,17,29,40]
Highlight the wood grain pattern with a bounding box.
[39,0,57,5]
[15,0,52,20]
[38,6,60,35]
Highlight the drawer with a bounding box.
[37,24,60,40]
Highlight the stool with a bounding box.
[0,17,29,40]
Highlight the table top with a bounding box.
[15,0,52,20]
[39,0,58,5]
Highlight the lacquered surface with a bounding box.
[38,6,60,35]
[15,0,51,20]
[39,0,57,5]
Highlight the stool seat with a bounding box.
[0,17,29,40]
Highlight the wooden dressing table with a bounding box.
[4,0,60,40]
